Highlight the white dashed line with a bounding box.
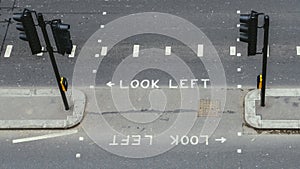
[230,46,236,56]
[165,46,171,56]
[100,25,105,28]
[12,130,78,144]
[101,47,107,56]
[69,45,76,58]
[237,149,242,153]
[76,153,81,158]
[79,137,84,141]
[296,46,300,55]
[4,45,13,58]
[36,47,44,56]
[237,53,241,57]
[133,45,140,57]
[237,84,242,89]
[197,44,204,57]
[267,45,270,57]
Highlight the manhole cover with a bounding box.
[198,99,221,117]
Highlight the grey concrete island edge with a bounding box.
[0,88,86,129]
[245,89,300,129]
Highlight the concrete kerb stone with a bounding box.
[0,88,86,129]
[245,89,300,129]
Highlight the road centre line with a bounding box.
[69,45,77,58]
[297,46,300,55]
[197,44,203,57]
[165,46,171,55]
[12,130,78,144]
[36,47,45,56]
[133,45,140,57]
[101,46,107,56]
[230,46,236,56]
[4,45,13,58]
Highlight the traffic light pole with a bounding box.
[261,15,269,107]
[37,13,69,110]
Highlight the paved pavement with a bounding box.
[245,89,300,129]
[0,88,85,128]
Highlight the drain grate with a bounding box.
[198,99,221,117]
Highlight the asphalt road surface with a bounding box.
[0,0,300,169]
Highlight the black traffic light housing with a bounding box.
[51,20,73,55]
[239,11,258,56]
[13,9,42,55]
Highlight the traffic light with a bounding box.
[51,20,73,55]
[13,9,42,55]
[239,11,258,56]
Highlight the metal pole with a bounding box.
[37,13,69,110]
[261,15,269,107]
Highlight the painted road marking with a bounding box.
[76,153,81,158]
[230,46,236,56]
[267,45,270,57]
[69,45,77,58]
[165,46,171,55]
[297,46,300,55]
[101,46,107,56]
[197,44,204,57]
[36,47,45,56]
[237,53,241,57]
[12,130,78,144]
[4,45,13,58]
[133,45,140,57]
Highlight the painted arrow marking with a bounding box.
[106,81,115,87]
[215,137,226,143]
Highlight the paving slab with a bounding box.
[245,89,300,129]
[0,88,86,129]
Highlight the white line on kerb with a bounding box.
[12,130,78,144]
[297,46,300,56]
[230,46,236,56]
[197,44,204,57]
[4,45,13,58]
[69,45,77,58]
[165,46,171,55]
[101,46,107,56]
[133,45,140,57]
[36,47,45,56]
